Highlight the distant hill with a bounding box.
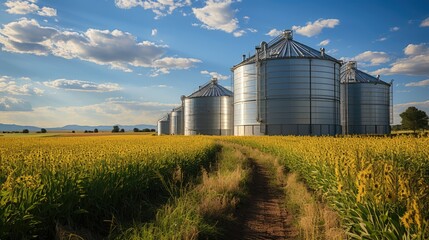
[0,124,41,132]
[0,123,156,132]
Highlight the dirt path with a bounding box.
[224,155,298,239]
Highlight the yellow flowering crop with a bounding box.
[0,135,218,238]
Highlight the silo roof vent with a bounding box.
[283,30,293,40]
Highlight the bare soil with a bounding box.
[224,157,298,240]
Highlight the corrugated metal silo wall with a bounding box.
[157,118,170,135]
[234,58,341,136]
[233,63,264,136]
[169,108,183,135]
[341,83,390,134]
[184,96,233,135]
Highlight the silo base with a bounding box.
[234,124,342,136]
[342,125,391,135]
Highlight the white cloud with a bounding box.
[192,0,243,36]
[149,68,170,77]
[114,0,142,8]
[420,17,429,27]
[0,75,43,95]
[114,0,191,19]
[0,99,177,125]
[43,79,122,92]
[353,51,390,66]
[0,76,13,82]
[373,43,429,76]
[4,0,38,14]
[38,7,56,17]
[390,26,400,32]
[376,37,387,42]
[393,100,429,124]
[0,18,201,74]
[4,0,56,17]
[266,28,283,37]
[200,70,229,80]
[403,43,429,55]
[292,18,340,37]
[405,79,429,87]
[318,39,330,46]
[233,29,245,37]
[0,96,32,111]
[151,28,158,36]
[149,57,201,77]
[247,28,257,33]
[153,57,201,69]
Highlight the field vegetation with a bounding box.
[1,134,428,239]
[228,136,429,239]
[0,135,219,238]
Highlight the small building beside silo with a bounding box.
[232,30,341,136]
[340,61,392,135]
[183,78,233,135]
[157,114,170,135]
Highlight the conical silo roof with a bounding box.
[341,61,390,86]
[158,113,169,121]
[172,105,182,112]
[187,78,233,98]
[234,30,339,69]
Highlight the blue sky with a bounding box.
[0,0,428,127]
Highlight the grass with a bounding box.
[285,173,345,240]
[115,143,251,239]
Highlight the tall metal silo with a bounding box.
[232,30,342,136]
[184,78,233,135]
[157,114,170,135]
[169,105,184,135]
[341,61,392,135]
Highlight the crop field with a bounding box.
[1,134,428,239]
[230,136,429,239]
[0,135,219,238]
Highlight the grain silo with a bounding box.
[184,78,233,135]
[232,30,341,136]
[157,114,170,135]
[340,61,392,134]
[169,105,184,135]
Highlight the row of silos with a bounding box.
[158,30,391,136]
[158,78,233,136]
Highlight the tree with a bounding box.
[120,128,125,132]
[22,129,29,133]
[142,128,150,132]
[112,125,120,133]
[94,128,99,133]
[133,128,140,132]
[41,128,47,133]
[400,106,428,133]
